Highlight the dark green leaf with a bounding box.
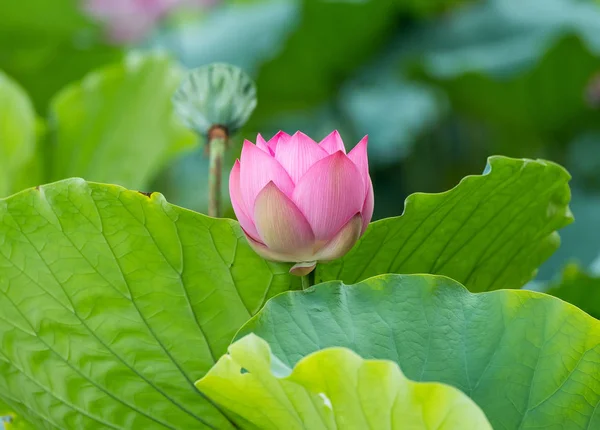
[546,264,600,319]
[317,156,573,292]
[408,0,600,140]
[252,0,398,122]
[416,36,600,138]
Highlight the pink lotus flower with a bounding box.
[229,131,374,276]
[84,0,216,43]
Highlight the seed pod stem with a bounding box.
[208,126,228,218]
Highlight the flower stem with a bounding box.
[301,275,311,291]
[207,126,228,218]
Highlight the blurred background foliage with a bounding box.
[0,0,599,287]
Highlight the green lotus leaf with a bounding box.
[196,333,492,430]
[0,179,299,428]
[317,156,572,292]
[48,53,196,191]
[239,274,600,429]
[0,71,40,197]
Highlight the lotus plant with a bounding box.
[229,131,373,276]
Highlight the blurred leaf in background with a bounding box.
[546,264,600,319]
[537,190,600,279]
[153,0,299,75]
[250,0,398,122]
[406,0,600,157]
[0,72,42,197]
[48,52,197,191]
[0,0,122,113]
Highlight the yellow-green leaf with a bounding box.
[197,334,492,430]
[0,179,299,428]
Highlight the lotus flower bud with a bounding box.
[229,131,374,276]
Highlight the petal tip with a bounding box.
[319,130,346,154]
[289,262,317,277]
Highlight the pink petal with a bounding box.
[240,140,295,212]
[292,151,365,240]
[348,136,372,233]
[266,131,291,153]
[255,134,271,154]
[275,131,329,183]
[319,130,346,154]
[245,235,295,263]
[347,135,370,188]
[361,179,374,234]
[229,160,260,241]
[254,182,315,255]
[316,213,362,261]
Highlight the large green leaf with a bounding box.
[0,71,39,197]
[240,274,600,429]
[0,179,299,428]
[48,53,196,191]
[197,333,492,430]
[546,264,600,320]
[317,156,572,292]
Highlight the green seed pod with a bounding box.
[172,63,257,137]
